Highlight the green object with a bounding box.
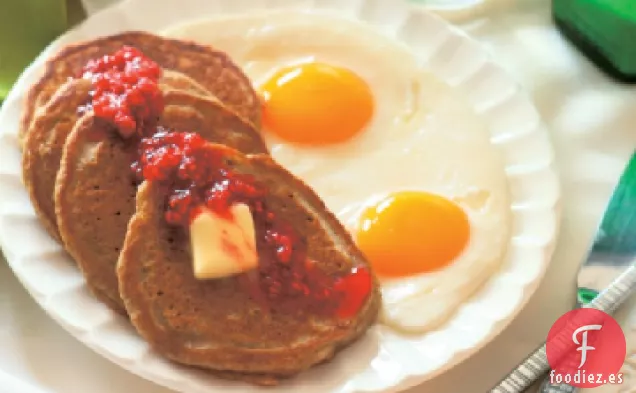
[592,151,636,253]
[576,287,598,305]
[553,0,636,82]
[575,151,636,309]
[0,1,69,99]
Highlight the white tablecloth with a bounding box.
[2,0,635,392]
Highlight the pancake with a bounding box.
[117,147,380,384]
[55,91,268,314]
[22,70,212,242]
[20,31,262,147]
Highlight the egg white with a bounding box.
[164,11,512,333]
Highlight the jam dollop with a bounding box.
[133,131,372,319]
[82,46,164,138]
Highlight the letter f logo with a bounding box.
[572,324,603,368]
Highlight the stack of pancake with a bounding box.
[20,31,380,385]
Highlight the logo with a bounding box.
[546,309,626,388]
[572,324,602,368]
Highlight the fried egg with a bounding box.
[164,10,512,333]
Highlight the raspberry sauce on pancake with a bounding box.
[82,46,164,138]
[133,131,372,319]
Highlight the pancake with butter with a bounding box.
[22,70,211,242]
[117,142,380,385]
[20,31,262,147]
[55,90,268,314]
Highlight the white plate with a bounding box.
[0,0,560,392]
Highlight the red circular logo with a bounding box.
[546,308,626,388]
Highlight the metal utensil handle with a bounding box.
[491,265,636,393]
[585,265,636,312]
[539,265,636,393]
[490,344,549,393]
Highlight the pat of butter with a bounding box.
[190,204,258,280]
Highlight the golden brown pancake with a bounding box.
[55,91,268,314]
[117,147,380,385]
[22,70,212,242]
[20,31,262,147]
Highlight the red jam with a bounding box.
[82,46,164,138]
[133,131,373,319]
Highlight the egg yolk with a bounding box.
[260,62,374,146]
[356,191,470,278]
